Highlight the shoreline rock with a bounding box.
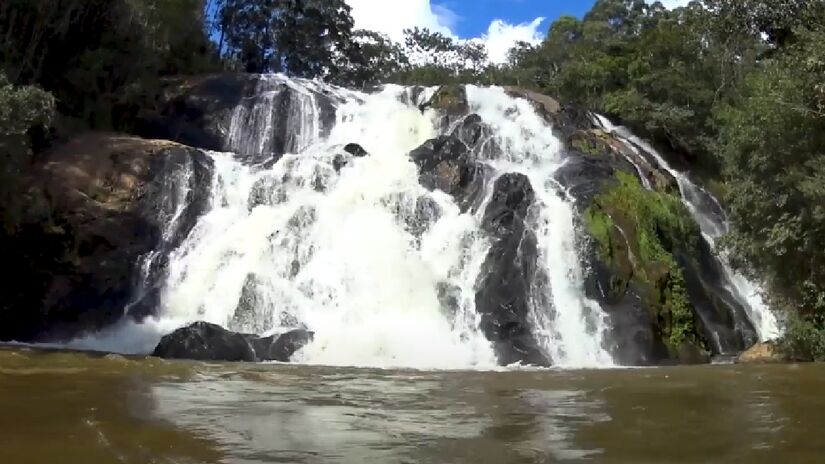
[152,322,314,363]
[737,342,785,364]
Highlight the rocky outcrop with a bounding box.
[737,342,785,364]
[475,174,551,366]
[504,88,760,365]
[153,322,258,362]
[0,134,212,342]
[267,329,315,362]
[139,73,339,163]
[410,134,488,212]
[152,322,313,362]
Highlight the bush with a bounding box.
[0,72,55,136]
[778,315,825,361]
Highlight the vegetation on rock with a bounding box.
[585,171,704,352]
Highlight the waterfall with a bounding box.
[71,76,616,368]
[466,87,612,367]
[594,115,780,341]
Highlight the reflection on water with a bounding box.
[1,347,824,463]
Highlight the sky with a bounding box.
[345,0,691,63]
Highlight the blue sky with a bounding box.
[345,0,688,63]
[346,0,597,63]
[442,0,595,38]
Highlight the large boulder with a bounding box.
[410,135,489,212]
[152,322,314,362]
[737,342,785,364]
[138,73,339,163]
[0,134,212,342]
[153,322,257,362]
[475,173,551,367]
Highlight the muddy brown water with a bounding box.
[1,347,823,464]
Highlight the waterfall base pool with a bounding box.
[1,346,822,463]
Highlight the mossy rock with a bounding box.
[569,129,614,157]
[584,171,708,353]
[426,85,468,114]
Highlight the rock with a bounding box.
[677,342,712,365]
[504,87,561,116]
[139,74,338,163]
[737,342,785,364]
[152,322,314,363]
[409,135,489,212]
[421,85,471,130]
[475,173,551,367]
[332,143,370,173]
[267,329,314,362]
[499,83,761,366]
[343,143,368,158]
[153,322,257,362]
[554,152,618,206]
[421,85,468,114]
[0,133,213,343]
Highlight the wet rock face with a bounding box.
[140,74,338,164]
[152,322,314,362]
[137,74,255,152]
[506,87,757,365]
[475,173,551,367]
[267,329,315,362]
[333,143,370,173]
[0,134,213,342]
[409,135,489,212]
[153,322,257,362]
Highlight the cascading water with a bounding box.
[594,115,780,341]
[72,75,614,368]
[161,86,497,369]
[466,87,612,367]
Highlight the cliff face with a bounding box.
[419,84,758,365]
[0,134,212,342]
[0,75,760,365]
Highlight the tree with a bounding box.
[0,0,215,129]
[334,30,409,88]
[716,20,825,358]
[0,72,54,137]
[218,0,356,77]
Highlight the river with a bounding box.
[1,346,821,463]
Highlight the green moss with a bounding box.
[584,171,705,351]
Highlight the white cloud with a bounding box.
[481,17,545,64]
[659,0,691,8]
[345,0,456,42]
[345,0,546,64]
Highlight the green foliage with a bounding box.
[337,31,409,88]
[389,28,497,87]
[0,0,216,131]
[778,314,825,361]
[715,12,825,356]
[216,0,357,79]
[0,72,56,232]
[0,73,54,136]
[585,171,703,350]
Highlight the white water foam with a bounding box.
[467,87,613,367]
[66,78,616,369]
